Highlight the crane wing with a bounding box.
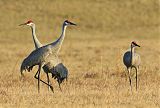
[44,53,61,67]
[20,46,51,74]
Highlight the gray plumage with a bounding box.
[20,45,55,73]
[43,63,68,90]
[123,41,141,91]
[20,20,76,92]
[123,51,140,68]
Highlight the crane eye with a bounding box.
[27,20,33,24]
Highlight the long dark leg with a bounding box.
[33,66,41,93]
[37,65,41,93]
[58,80,62,92]
[34,70,49,86]
[131,66,138,91]
[127,68,132,91]
[135,67,138,91]
[34,68,54,92]
[46,73,50,91]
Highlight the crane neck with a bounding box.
[30,24,42,49]
[130,44,135,64]
[58,23,67,43]
[50,23,67,54]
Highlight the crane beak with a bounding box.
[137,44,140,47]
[19,23,27,26]
[69,22,77,26]
[132,42,140,47]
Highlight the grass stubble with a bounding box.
[0,0,159,108]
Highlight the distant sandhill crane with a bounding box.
[123,41,141,91]
[20,20,76,92]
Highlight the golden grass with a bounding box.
[0,0,159,108]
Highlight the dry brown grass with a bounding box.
[0,0,159,108]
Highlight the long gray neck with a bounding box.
[31,24,42,49]
[130,45,135,65]
[50,23,67,54]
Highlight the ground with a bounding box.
[0,0,159,108]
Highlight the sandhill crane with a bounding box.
[19,20,68,91]
[20,20,76,92]
[123,41,141,91]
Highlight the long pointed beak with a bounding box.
[137,45,140,47]
[19,23,27,26]
[70,22,77,26]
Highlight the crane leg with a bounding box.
[46,73,51,91]
[33,66,40,93]
[131,66,138,91]
[34,66,54,93]
[37,65,41,93]
[127,68,132,91]
[136,68,138,91]
[134,67,138,91]
[58,79,62,92]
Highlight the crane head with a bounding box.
[131,41,140,47]
[19,20,34,26]
[64,20,76,26]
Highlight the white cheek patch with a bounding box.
[27,23,33,26]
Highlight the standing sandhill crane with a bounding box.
[20,20,76,92]
[19,20,69,91]
[123,41,141,91]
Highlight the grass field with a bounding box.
[0,0,159,108]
